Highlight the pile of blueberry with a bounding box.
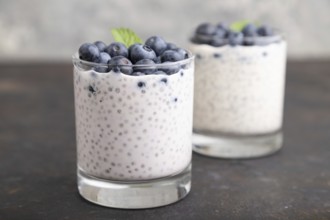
[192,22,277,47]
[78,36,190,75]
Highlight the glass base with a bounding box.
[193,130,283,159]
[77,163,191,209]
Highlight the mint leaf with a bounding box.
[230,20,251,32]
[111,28,143,48]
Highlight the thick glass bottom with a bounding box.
[193,130,283,159]
[77,163,191,209]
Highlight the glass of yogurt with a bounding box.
[189,22,287,159]
[72,35,194,208]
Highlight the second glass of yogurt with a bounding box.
[73,35,194,208]
[189,22,287,159]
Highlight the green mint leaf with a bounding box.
[111,28,143,48]
[230,20,251,32]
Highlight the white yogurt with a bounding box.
[190,41,286,135]
[74,65,194,181]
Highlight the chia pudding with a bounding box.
[73,35,194,181]
[190,22,287,135]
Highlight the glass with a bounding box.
[72,54,194,208]
[189,34,287,159]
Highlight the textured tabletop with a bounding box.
[0,61,330,220]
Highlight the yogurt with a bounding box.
[73,63,194,181]
[190,41,286,135]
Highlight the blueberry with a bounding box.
[228,31,244,46]
[94,41,107,52]
[214,28,228,38]
[129,44,156,63]
[159,62,180,75]
[160,78,168,84]
[88,85,96,93]
[192,34,212,44]
[210,37,227,47]
[134,59,157,74]
[79,43,100,62]
[257,25,273,36]
[99,52,111,64]
[242,23,257,37]
[128,43,140,56]
[242,24,257,46]
[161,50,184,62]
[108,56,132,75]
[94,52,111,73]
[137,81,146,88]
[166,42,177,50]
[193,22,229,44]
[196,23,217,35]
[216,22,229,31]
[104,42,128,58]
[145,36,167,56]
[243,38,255,46]
[172,48,189,60]
[193,23,217,44]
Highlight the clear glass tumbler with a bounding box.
[189,34,287,159]
[72,54,194,208]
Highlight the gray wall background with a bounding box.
[0,0,329,61]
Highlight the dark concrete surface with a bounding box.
[0,61,329,220]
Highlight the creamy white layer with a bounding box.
[74,66,194,181]
[190,42,286,135]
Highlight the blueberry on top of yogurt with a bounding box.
[228,31,244,46]
[242,23,257,37]
[257,25,274,36]
[145,36,167,56]
[79,43,100,62]
[76,28,192,75]
[134,59,157,75]
[108,56,133,74]
[93,52,111,73]
[192,21,281,47]
[161,50,184,62]
[93,41,107,52]
[104,42,128,58]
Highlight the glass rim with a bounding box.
[72,51,195,68]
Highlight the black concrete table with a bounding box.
[1,61,330,220]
